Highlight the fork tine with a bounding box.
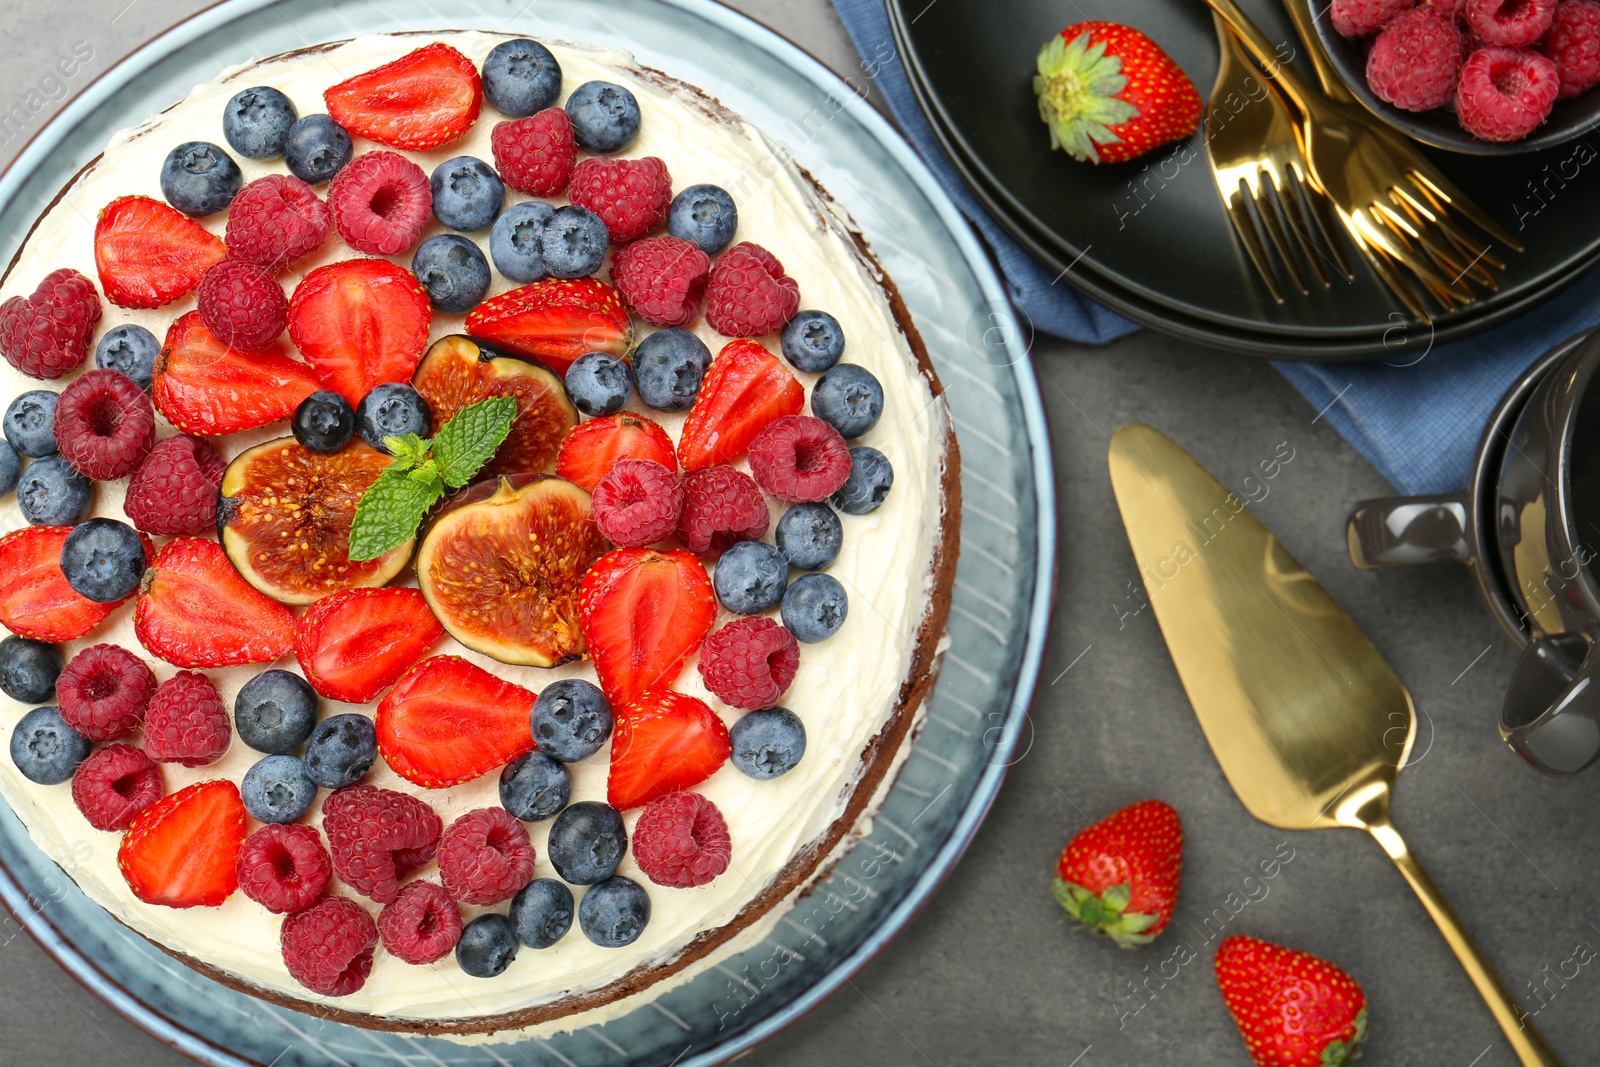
[1223,183,1285,305]
[1406,168,1525,253]
[1252,171,1311,296]
[1375,199,1482,296]
[1296,169,1357,281]
[1350,206,1467,313]
[1394,182,1505,281]
[1269,167,1333,288]
[1348,227,1433,324]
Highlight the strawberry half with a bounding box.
[555,412,677,493]
[289,258,432,406]
[608,689,731,810]
[464,278,630,377]
[118,780,246,909]
[325,42,483,151]
[578,548,715,708]
[135,538,296,667]
[677,339,803,470]
[295,587,444,704]
[375,656,538,787]
[0,526,121,642]
[95,195,226,309]
[153,312,322,437]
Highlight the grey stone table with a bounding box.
[2,2,1597,1064]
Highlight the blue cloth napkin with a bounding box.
[830,0,1600,496]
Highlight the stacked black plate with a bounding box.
[887,0,1600,359]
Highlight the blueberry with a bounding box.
[411,234,491,314]
[531,678,613,763]
[831,446,894,515]
[291,390,356,454]
[241,754,316,824]
[0,637,62,704]
[781,310,845,373]
[160,141,242,217]
[303,712,376,788]
[356,384,432,453]
[510,878,574,948]
[781,573,848,642]
[668,184,738,255]
[94,325,159,392]
[489,201,554,283]
[430,156,504,232]
[9,707,89,785]
[60,518,147,604]
[538,204,608,279]
[579,875,650,948]
[5,390,58,457]
[17,456,92,526]
[283,115,352,185]
[564,352,632,417]
[774,503,842,571]
[456,913,518,978]
[633,328,711,413]
[546,801,626,885]
[565,80,642,154]
[713,540,788,615]
[728,707,806,779]
[222,86,298,160]
[811,364,883,439]
[483,39,563,118]
[499,749,572,822]
[0,441,16,498]
[234,669,318,754]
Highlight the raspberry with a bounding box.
[225,174,332,270]
[610,235,711,327]
[1467,0,1556,43]
[1542,0,1600,96]
[196,259,288,350]
[593,459,684,546]
[328,151,431,256]
[53,368,155,479]
[1367,8,1464,110]
[143,670,230,767]
[677,465,769,556]
[321,784,442,904]
[1423,0,1466,13]
[436,807,536,906]
[56,644,157,742]
[704,242,800,337]
[0,269,100,380]
[123,434,226,535]
[1456,46,1560,139]
[566,156,672,243]
[280,895,378,996]
[378,880,462,964]
[490,108,576,196]
[70,744,162,831]
[237,823,332,914]
[633,792,732,888]
[1331,0,1414,35]
[747,415,852,503]
[698,616,800,709]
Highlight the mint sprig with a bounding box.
[347,396,517,561]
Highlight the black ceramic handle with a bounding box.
[1346,493,1472,569]
[1502,633,1600,776]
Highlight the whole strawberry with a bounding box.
[1052,798,1181,947]
[1215,935,1368,1067]
[1034,22,1202,164]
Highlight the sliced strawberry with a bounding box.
[555,412,677,493]
[95,196,226,309]
[464,278,631,377]
[134,538,296,668]
[608,689,731,810]
[578,548,715,707]
[118,780,246,908]
[678,339,804,470]
[289,259,432,405]
[375,656,538,787]
[0,526,120,642]
[325,43,482,151]
[295,588,444,703]
[153,312,322,437]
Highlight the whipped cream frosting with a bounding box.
[0,31,949,1037]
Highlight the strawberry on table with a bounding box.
[152,312,322,437]
[118,780,246,909]
[677,339,804,471]
[1215,935,1368,1067]
[94,195,226,308]
[375,656,538,787]
[608,689,732,810]
[1053,798,1182,947]
[295,588,445,704]
[556,412,677,493]
[464,278,631,377]
[578,548,716,708]
[288,258,432,406]
[134,537,296,667]
[324,42,483,151]
[0,526,123,642]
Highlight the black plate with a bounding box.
[887,0,1600,358]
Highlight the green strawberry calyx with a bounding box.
[1033,31,1139,164]
[1320,1007,1367,1066]
[1052,877,1159,948]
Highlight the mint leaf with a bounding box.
[432,396,517,488]
[385,433,432,470]
[348,466,444,561]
